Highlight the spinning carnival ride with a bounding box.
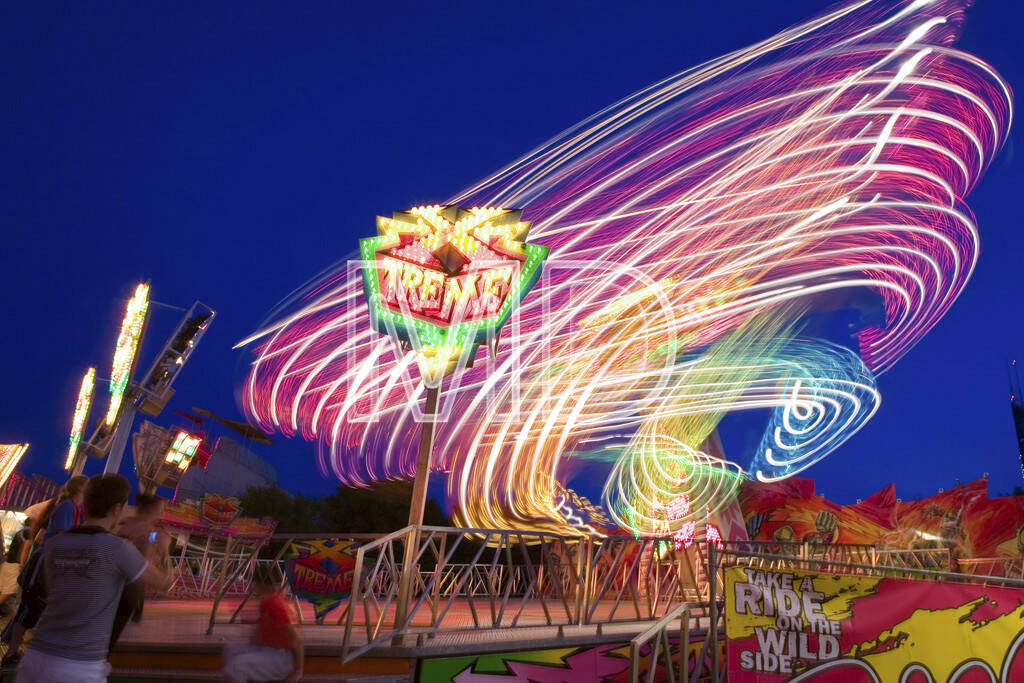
[239,0,1012,536]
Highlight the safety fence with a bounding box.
[166,531,269,598]
[338,525,708,661]
[203,532,383,631]
[624,542,960,683]
[195,526,1013,670]
[719,540,951,571]
[629,602,708,683]
[957,556,1023,578]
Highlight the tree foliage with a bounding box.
[238,483,447,534]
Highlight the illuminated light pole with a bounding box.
[359,205,548,627]
[73,282,215,475]
[95,283,151,475]
[105,284,151,427]
[65,367,96,470]
[0,444,29,490]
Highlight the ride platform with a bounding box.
[103,599,677,682]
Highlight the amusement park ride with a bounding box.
[358,205,549,629]
[16,1,1017,680]
[65,282,215,477]
[131,420,210,494]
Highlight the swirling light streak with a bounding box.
[239,0,1011,536]
[65,367,96,470]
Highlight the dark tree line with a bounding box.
[238,483,447,534]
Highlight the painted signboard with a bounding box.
[725,565,1024,681]
[161,495,275,539]
[740,476,1024,570]
[285,539,360,620]
[200,493,240,527]
[417,636,724,682]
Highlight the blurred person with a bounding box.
[109,493,172,650]
[42,475,87,542]
[115,494,170,569]
[20,475,88,558]
[221,568,304,683]
[15,474,170,683]
[2,475,88,668]
[0,517,32,610]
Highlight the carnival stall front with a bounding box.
[160,493,276,597]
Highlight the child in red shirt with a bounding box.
[223,571,304,682]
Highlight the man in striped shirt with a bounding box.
[15,474,170,683]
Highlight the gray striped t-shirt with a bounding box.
[29,529,147,661]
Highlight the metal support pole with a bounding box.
[575,537,588,625]
[71,451,87,476]
[406,385,440,529]
[394,383,440,638]
[104,408,136,474]
[681,606,689,683]
[708,543,718,683]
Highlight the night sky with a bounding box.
[2,1,1021,507]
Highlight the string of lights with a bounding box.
[105,283,150,426]
[65,367,96,470]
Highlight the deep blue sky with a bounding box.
[1,1,1020,506]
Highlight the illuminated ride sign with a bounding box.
[164,430,202,470]
[132,421,205,492]
[65,367,96,470]
[360,205,549,386]
[105,283,150,426]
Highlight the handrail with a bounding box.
[629,602,696,683]
[339,525,701,662]
[348,525,415,553]
[205,530,387,635]
[204,525,1021,670]
[718,550,1024,587]
[630,601,705,646]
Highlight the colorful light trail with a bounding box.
[239,0,1011,536]
[65,367,96,470]
[106,283,150,426]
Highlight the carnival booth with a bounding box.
[160,493,276,598]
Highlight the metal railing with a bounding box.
[196,524,1013,672]
[341,526,583,661]
[957,556,1023,578]
[629,602,709,683]
[206,532,384,634]
[875,547,951,571]
[167,531,271,599]
[721,541,951,572]
[339,525,710,661]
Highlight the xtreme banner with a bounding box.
[725,566,1024,681]
[284,539,360,619]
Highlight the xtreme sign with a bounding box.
[360,205,548,385]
